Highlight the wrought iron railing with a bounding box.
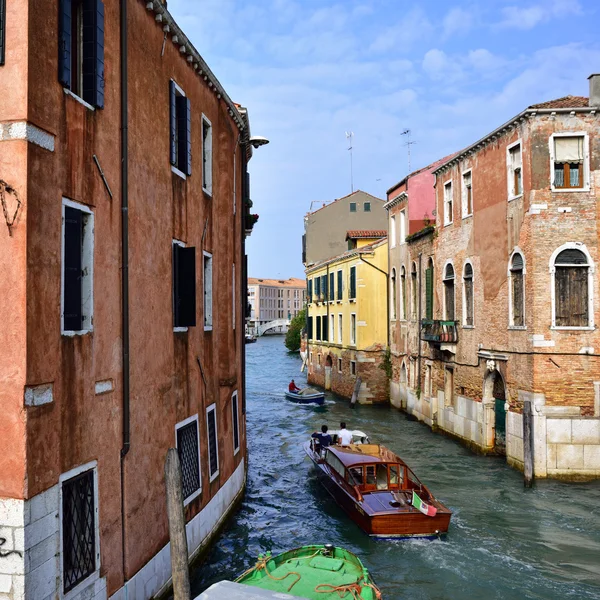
[421,319,459,343]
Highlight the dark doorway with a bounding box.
[493,374,506,455]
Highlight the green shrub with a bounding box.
[285,309,306,352]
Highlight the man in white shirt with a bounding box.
[337,422,353,447]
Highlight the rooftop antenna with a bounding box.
[400,129,416,174]
[345,131,354,193]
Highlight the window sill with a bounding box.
[462,325,475,329]
[203,187,213,197]
[462,213,473,220]
[551,186,590,193]
[63,569,100,600]
[349,299,356,303]
[173,327,189,333]
[508,326,527,331]
[171,165,187,180]
[209,470,219,483]
[234,446,240,456]
[444,221,453,227]
[183,487,202,507]
[63,88,95,111]
[508,194,523,202]
[204,326,213,332]
[62,328,93,337]
[551,326,595,331]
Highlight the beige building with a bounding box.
[248,277,306,333]
[303,191,387,266]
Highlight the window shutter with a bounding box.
[185,98,192,175]
[176,95,189,174]
[329,272,334,301]
[82,0,104,108]
[169,81,177,166]
[204,255,213,328]
[322,316,328,341]
[58,0,72,88]
[178,247,196,327]
[337,271,342,300]
[0,0,6,66]
[350,267,356,299]
[425,266,433,320]
[64,207,83,331]
[512,272,524,326]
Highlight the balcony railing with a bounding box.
[421,320,459,344]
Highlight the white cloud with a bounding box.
[442,7,475,39]
[368,8,434,54]
[498,0,583,30]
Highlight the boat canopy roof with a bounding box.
[328,444,407,468]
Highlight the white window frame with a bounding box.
[506,139,523,201]
[549,132,590,193]
[399,209,407,244]
[350,313,357,346]
[338,313,343,344]
[390,215,397,248]
[330,314,335,343]
[350,360,356,376]
[461,169,473,218]
[232,391,240,455]
[170,80,188,180]
[462,260,474,328]
[202,114,213,195]
[172,239,189,333]
[61,198,94,336]
[508,247,527,330]
[175,414,202,505]
[206,403,220,482]
[59,461,101,600]
[549,242,595,330]
[443,180,453,226]
[203,251,213,331]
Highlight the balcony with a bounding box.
[421,320,459,344]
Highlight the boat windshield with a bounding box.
[348,463,405,492]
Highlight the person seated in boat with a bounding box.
[288,379,301,393]
[311,425,332,454]
[337,422,353,447]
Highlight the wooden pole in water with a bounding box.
[523,400,533,488]
[350,376,362,408]
[165,448,191,600]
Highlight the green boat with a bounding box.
[235,544,382,599]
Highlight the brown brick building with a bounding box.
[390,76,600,480]
[0,1,265,599]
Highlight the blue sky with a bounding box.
[168,0,599,279]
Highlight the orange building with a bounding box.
[0,1,265,599]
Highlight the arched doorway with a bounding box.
[325,355,333,390]
[493,375,506,455]
[483,366,507,455]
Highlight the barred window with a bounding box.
[510,253,525,327]
[232,391,240,455]
[443,263,455,321]
[463,262,474,326]
[207,404,219,481]
[176,417,201,503]
[553,247,591,327]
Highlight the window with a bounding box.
[321,274,328,301]
[411,262,418,320]
[314,276,321,300]
[350,360,356,376]
[400,362,407,383]
[232,391,240,455]
[551,134,588,191]
[60,464,99,594]
[507,142,522,198]
[462,171,473,217]
[62,200,94,334]
[337,270,343,300]
[425,259,434,320]
[202,115,213,194]
[350,202,357,212]
[330,314,335,342]
[0,0,5,66]
[316,316,321,341]
[176,415,201,504]
[169,81,192,176]
[338,358,342,373]
[399,210,406,244]
[206,404,219,481]
[425,364,432,397]
[443,263,455,321]
[509,252,525,327]
[350,313,356,346]
[58,0,105,108]
[349,266,357,300]
[364,202,371,212]
[329,272,334,301]
[552,246,593,328]
[400,266,406,320]
[338,314,343,344]
[463,262,474,326]
[444,367,454,407]
[443,181,453,225]
[318,353,322,366]
[390,268,397,320]
[203,251,212,330]
[390,215,396,248]
[322,314,329,341]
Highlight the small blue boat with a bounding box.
[285,388,325,405]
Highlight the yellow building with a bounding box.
[305,231,389,403]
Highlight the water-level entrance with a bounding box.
[493,373,507,455]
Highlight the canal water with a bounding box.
[189,336,600,599]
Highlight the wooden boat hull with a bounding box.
[285,391,325,405]
[305,442,452,538]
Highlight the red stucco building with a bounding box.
[0,1,262,599]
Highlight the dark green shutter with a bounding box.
[63,207,83,331]
[58,0,72,87]
[169,81,177,166]
[425,267,433,320]
[315,277,320,298]
[350,267,356,299]
[82,0,104,108]
[329,272,334,301]
[322,316,328,341]
[337,270,342,300]
[321,275,327,299]
[307,279,312,302]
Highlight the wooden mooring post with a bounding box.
[523,400,534,488]
[350,377,362,408]
[165,448,191,600]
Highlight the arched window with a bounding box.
[400,362,407,383]
[463,262,474,326]
[400,266,406,320]
[443,263,455,321]
[510,252,525,327]
[411,262,418,319]
[552,247,592,327]
[425,258,434,320]
[390,268,397,320]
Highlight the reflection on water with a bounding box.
[188,336,600,599]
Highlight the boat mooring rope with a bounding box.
[314,579,382,600]
[253,555,302,592]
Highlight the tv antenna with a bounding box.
[400,129,416,174]
[345,131,354,193]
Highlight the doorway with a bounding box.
[493,373,506,455]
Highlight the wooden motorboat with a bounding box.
[235,544,382,599]
[304,438,452,538]
[285,388,325,405]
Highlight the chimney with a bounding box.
[589,74,600,107]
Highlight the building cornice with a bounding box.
[383,191,407,211]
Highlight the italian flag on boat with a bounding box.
[412,491,437,517]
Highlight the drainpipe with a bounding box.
[119,0,130,585]
[417,253,422,395]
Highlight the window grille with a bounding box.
[232,393,240,453]
[62,470,96,593]
[207,407,219,479]
[176,420,201,501]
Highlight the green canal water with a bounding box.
[189,335,600,599]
